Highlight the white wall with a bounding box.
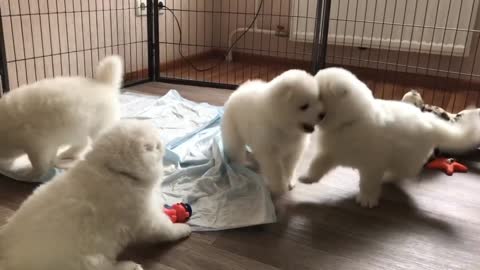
[212,0,312,61]
[159,0,213,66]
[213,0,480,80]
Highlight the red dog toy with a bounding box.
[425,158,468,176]
[163,203,192,223]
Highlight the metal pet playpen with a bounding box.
[1,0,480,112]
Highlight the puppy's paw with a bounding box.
[116,261,144,270]
[355,192,379,208]
[298,175,318,184]
[174,223,192,239]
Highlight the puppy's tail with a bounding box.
[429,110,480,153]
[94,55,124,89]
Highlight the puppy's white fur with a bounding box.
[222,70,325,196]
[0,56,123,180]
[0,120,191,270]
[300,67,480,207]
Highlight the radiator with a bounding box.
[290,0,479,56]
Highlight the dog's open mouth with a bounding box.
[301,123,315,133]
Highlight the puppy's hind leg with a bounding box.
[221,120,247,164]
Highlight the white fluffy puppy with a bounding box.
[222,69,325,196]
[300,67,480,207]
[0,55,123,180]
[0,120,191,270]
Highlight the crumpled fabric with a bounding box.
[0,90,276,231]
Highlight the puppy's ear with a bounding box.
[274,84,295,101]
[327,85,348,99]
[284,87,295,100]
[321,79,349,99]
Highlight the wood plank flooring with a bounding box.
[1,82,480,269]
[158,52,480,113]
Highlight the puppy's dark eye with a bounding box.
[144,143,154,152]
[299,103,309,111]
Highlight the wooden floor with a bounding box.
[160,52,310,86]
[159,52,480,113]
[1,82,480,269]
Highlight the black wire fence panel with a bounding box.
[0,0,150,91]
[1,0,479,110]
[327,0,480,110]
[156,0,327,88]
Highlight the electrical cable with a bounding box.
[160,0,265,72]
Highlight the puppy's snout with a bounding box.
[318,112,326,121]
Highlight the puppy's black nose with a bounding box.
[318,113,326,121]
[302,124,315,133]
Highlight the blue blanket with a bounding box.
[0,90,277,231]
